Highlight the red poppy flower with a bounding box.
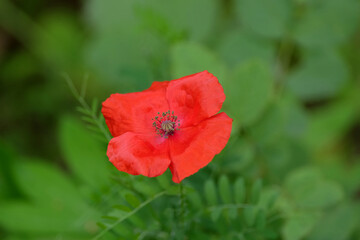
[102,71,233,183]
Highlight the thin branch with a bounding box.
[62,73,111,142]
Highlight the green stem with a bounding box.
[179,182,185,226]
[63,73,111,142]
[93,191,167,240]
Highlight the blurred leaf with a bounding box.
[258,188,279,210]
[156,170,171,189]
[0,202,90,233]
[287,50,348,100]
[218,175,232,204]
[13,160,86,210]
[255,209,266,230]
[244,206,257,226]
[305,87,360,151]
[211,207,222,222]
[282,211,320,240]
[217,31,275,67]
[187,188,202,209]
[125,193,141,208]
[307,203,359,240]
[236,0,292,38]
[279,95,308,139]
[226,60,273,126]
[85,0,159,90]
[222,140,255,173]
[204,179,218,206]
[294,0,360,48]
[58,116,109,189]
[85,31,155,90]
[0,161,98,235]
[249,103,284,146]
[234,178,246,204]
[140,0,218,41]
[285,167,344,209]
[33,11,84,72]
[171,42,227,80]
[133,181,162,197]
[0,142,21,198]
[0,51,38,83]
[249,103,285,146]
[250,179,262,204]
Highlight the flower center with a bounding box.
[152,110,180,138]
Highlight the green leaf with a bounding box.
[91,98,99,115]
[307,203,359,240]
[305,87,360,151]
[251,179,262,204]
[204,179,218,206]
[279,95,308,139]
[285,167,344,209]
[0,159,98,235]
[156,171,171,189]
[244,206,257,226]
[249,103,284,145]
[236,0,291,38]
[234,178,246,204]
[255,209,266,230]
[58,116,109,189]
[225,60,273,126]
[294,0,360,48]
[287,50,348,101]
[32,12,85,72]
[170,42,227,81]
[0,202,95,234]
[85,0,157,90]
[13,160,85,210]
[188,188,202,209]
[125,193,141,208]
[217,31,275,67]
[282,211,320,240]
[133,181,162,197]
[140,0,218,41]
[218,175,232,204]
[211,207,222,222]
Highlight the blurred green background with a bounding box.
[1,0,360,239]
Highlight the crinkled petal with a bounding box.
[167,71,225,128]
[168,112,233,183]
[102,81,169,137]
[107,132,170,177]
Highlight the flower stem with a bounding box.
[179,182,184,226]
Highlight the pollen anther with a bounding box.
[152,110,180,137]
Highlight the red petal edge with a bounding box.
[168,112,233,183]
[101,81,169,137]
[167,71,226,128]
[107,132,170,177]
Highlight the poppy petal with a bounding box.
[168,112,233,183]
[107,132,170,177]
[102,81,170,137]
[167,71,225,128]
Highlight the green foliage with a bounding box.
[217,31,276,67]
[279,167,347,240]
[225,60,273,126]
[0,160,98,237]
[1,0,360,239]
[171,42,227,80]
[287,50,348,101]
[293,0,360,48]
[59,116,110,189]
[236,0,291,38]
